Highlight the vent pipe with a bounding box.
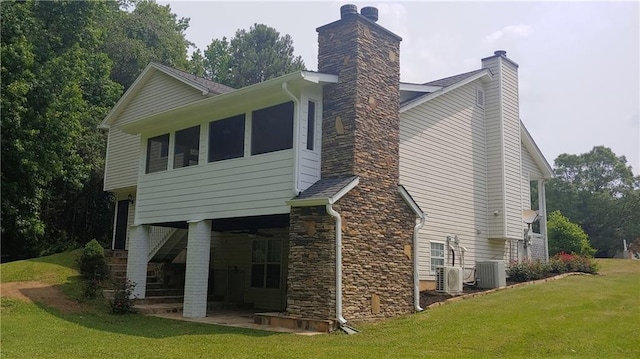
[340,4,358,18]
[361,6,378,22]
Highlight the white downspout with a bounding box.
[326,203,347,325]
[413,214,426,311]
[282,82,302,195]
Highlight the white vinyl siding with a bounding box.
[521,143,544,213]
[117,72,205,127]
[135,150,294,224]
[501,62,523,240]
[297,87,323,191]
[104,128,140,191]
[481,56,523,241]
[400,79,492,279]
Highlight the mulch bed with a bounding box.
[419,282,518,308]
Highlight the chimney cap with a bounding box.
[494,50,507,57]
[361,6,378,22]
[340,4,358,19]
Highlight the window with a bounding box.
[209,114,245,162]
[174,126,200,168]
[306,101,316,150]
[251,239,282,288]
[251,101,294,155]
[146,134,169,173]
[430,242,445,273]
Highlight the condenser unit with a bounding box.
[475,260,506,289]
[436,266,463,294]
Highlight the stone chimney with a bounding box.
[287,5,416,321]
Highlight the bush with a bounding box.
[548,211,596,257]
[508,253,599,282]
[549,252,599,274]
[110,279,137,314]
[507,259,552,282]
[77,239,108,280]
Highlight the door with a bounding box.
[113,200,129,250]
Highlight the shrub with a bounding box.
[78,239,108,280]
[548,211,596,257]
[507,259,552,282]
[509,253,599,282]
[110,279,137,314]
[549,252,599,274]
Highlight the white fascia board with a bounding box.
[301,71,339,84]
[119,71,332,135]
[329,177,360,204]
[400,70,493,113]
[398,185,425,219]
[520,120,554,178]
[400,82,442,93]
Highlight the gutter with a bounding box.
[282,82,302,195]
[326,203,347,325]
[412,214,426,311]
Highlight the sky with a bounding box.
[159,0,640,173]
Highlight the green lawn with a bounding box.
[1,253,639,358]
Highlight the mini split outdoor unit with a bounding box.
[475,260,506,289]
[436,266,463,294]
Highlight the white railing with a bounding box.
[148,226,177,260]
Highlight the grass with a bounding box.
[1,255,639,358]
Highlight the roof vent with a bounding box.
[361,6,378,22]
[494,50,507,57]
[340,4,358,19]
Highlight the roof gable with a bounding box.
[400,69,492,112]
[521,121,554,179]
[100,63,234,128]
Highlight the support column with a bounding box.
[126,224,149,299]
[538,180,549,261]
[183,219,212,318]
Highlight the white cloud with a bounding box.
[485,24,532,43]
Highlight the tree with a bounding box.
[546,146,640,257]
[547,211,596,257]
[103,0,192,90]
[201,24,305,88]
[1,0,122,260]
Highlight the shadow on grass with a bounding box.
[18,283,279,339]
[29,249,82,269]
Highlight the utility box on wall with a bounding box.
[476,260,506,289]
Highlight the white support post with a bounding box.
[183,219,212,318]
[126,224,149,299]
[538,180,549,261]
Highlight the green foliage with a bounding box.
[547,210,596,256]
[549,252,599,274]
[199,23,305,88]
[508,253,598,282]
[1,0,192,261]
[110,279,137,314]
[547,146,640,257]
[77,239,107,281]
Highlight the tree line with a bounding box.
[1,1,637,262]
[1,0,304,261]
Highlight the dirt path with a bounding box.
[1,281,85,313]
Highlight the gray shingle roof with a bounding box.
[423,68,487,87]
[152,62,235,95]
[292,176,359,201]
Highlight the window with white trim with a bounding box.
[146,134,169,173]
[173,125,200,168]
[250,239,282,288]
[430,242,445,273]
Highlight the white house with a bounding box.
[100,4,552,327]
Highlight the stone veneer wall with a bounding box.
[293,12,416,320]
[287,205,336,318]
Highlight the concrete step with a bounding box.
[137,295,184,305]
[254,312,337,333]
[104,250,128,259]
[146,288,184,297]
[134,301,241,315]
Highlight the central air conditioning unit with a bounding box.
[476,260,506,289]
[436,266,463,294]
